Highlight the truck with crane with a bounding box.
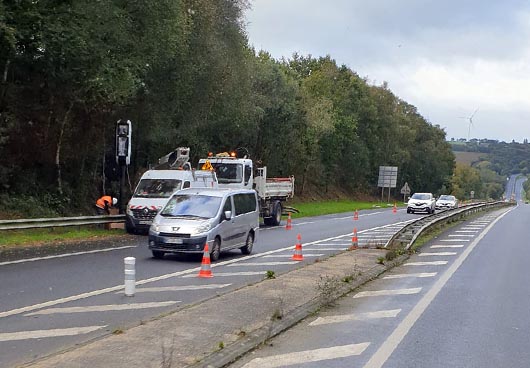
[198,150,295,226]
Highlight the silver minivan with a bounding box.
[148,188,259,261]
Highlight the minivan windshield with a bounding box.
[133,179,182,198]
[161,195,222,219]
[411,193,431,200]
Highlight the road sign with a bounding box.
[377,166,398,188]
[400,182,411,195]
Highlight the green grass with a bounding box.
[289,199,397,219]
[0,227,126,249]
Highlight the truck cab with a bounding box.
[198,151,295,226]
[198,153,253,190]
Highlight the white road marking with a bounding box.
[418,252,457,257]
[439,239,470,242]
[312,243,351,246]
[404,261,448,266]
[183,271,265,278]
[383,273,437,279]
[309,309,401,326]
[353,288,422,298]
[448,234,474,237]
[455,230,479,233]
[227,262,298,267]
[263,254,324,258]
[0,221,407,319]
[430,245,464,249]
[242,343,370,368]
[25,301,179,316]
[0,246,136,266]
[363,207,512,368]
[0,326,106,342]
[310,248,349,251]
[129,284,231,293]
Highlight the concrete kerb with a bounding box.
[188,252,410,368]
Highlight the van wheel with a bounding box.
[271,201,282,226]
[152,250,165,259]
[240,233,254,255]
[210,238,221,262]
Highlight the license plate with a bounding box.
[165,238,183,244]
[139,220,152,225]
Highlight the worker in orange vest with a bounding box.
[95,196,117,215]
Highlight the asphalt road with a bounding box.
[0,205,417,367]
[228,203,530,368]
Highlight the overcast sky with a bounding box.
[244,0,530,142]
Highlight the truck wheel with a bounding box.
[271,201,282,226]
[125,221,136,234]
[263,217,273,226]
[152,250,165,259]
[240,233,254,255]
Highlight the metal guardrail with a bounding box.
[385,201,513,250]
[0,215,126,231]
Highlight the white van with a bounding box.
[126,169,217,233]
[148,188,259,261]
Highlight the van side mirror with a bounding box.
[223,210,232,221]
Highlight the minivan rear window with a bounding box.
[161,195,222,219]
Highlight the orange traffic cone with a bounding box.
[197,243,213,278]
[354,210,359,221]
[392,203,397,214]
[349,228,359,250]
[285,213,292,230]
[292,233,303,261]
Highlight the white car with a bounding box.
[407,192,436,214]
[436,195,458,210]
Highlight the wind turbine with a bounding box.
[458,108,479,141]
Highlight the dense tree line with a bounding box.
[0,0,455,217]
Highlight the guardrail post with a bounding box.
[124,257,136,296]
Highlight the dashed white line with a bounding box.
[418,252,457,257]
[0,326,106,342]
[242,343,370,368]
[25,301,179,316]
[263,254,324,258]
[309,309,401,326]
[430,245,464,249]
[353,288,422,298]
[130,284,231,293]
[383,273,437,279]
[183,271,265,278]
[0,246,136,266]
[439,239,470,242]
[405,261,448,266]
[227,262,298,267]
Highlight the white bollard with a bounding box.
[124,257,136,297]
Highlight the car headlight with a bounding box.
[126,206,133,216]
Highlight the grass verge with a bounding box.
[289,199,396,219]
[0,227,126,249]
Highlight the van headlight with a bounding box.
[150,224,161,234]
[191,222,213,235]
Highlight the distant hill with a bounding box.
[453,151,488,166]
